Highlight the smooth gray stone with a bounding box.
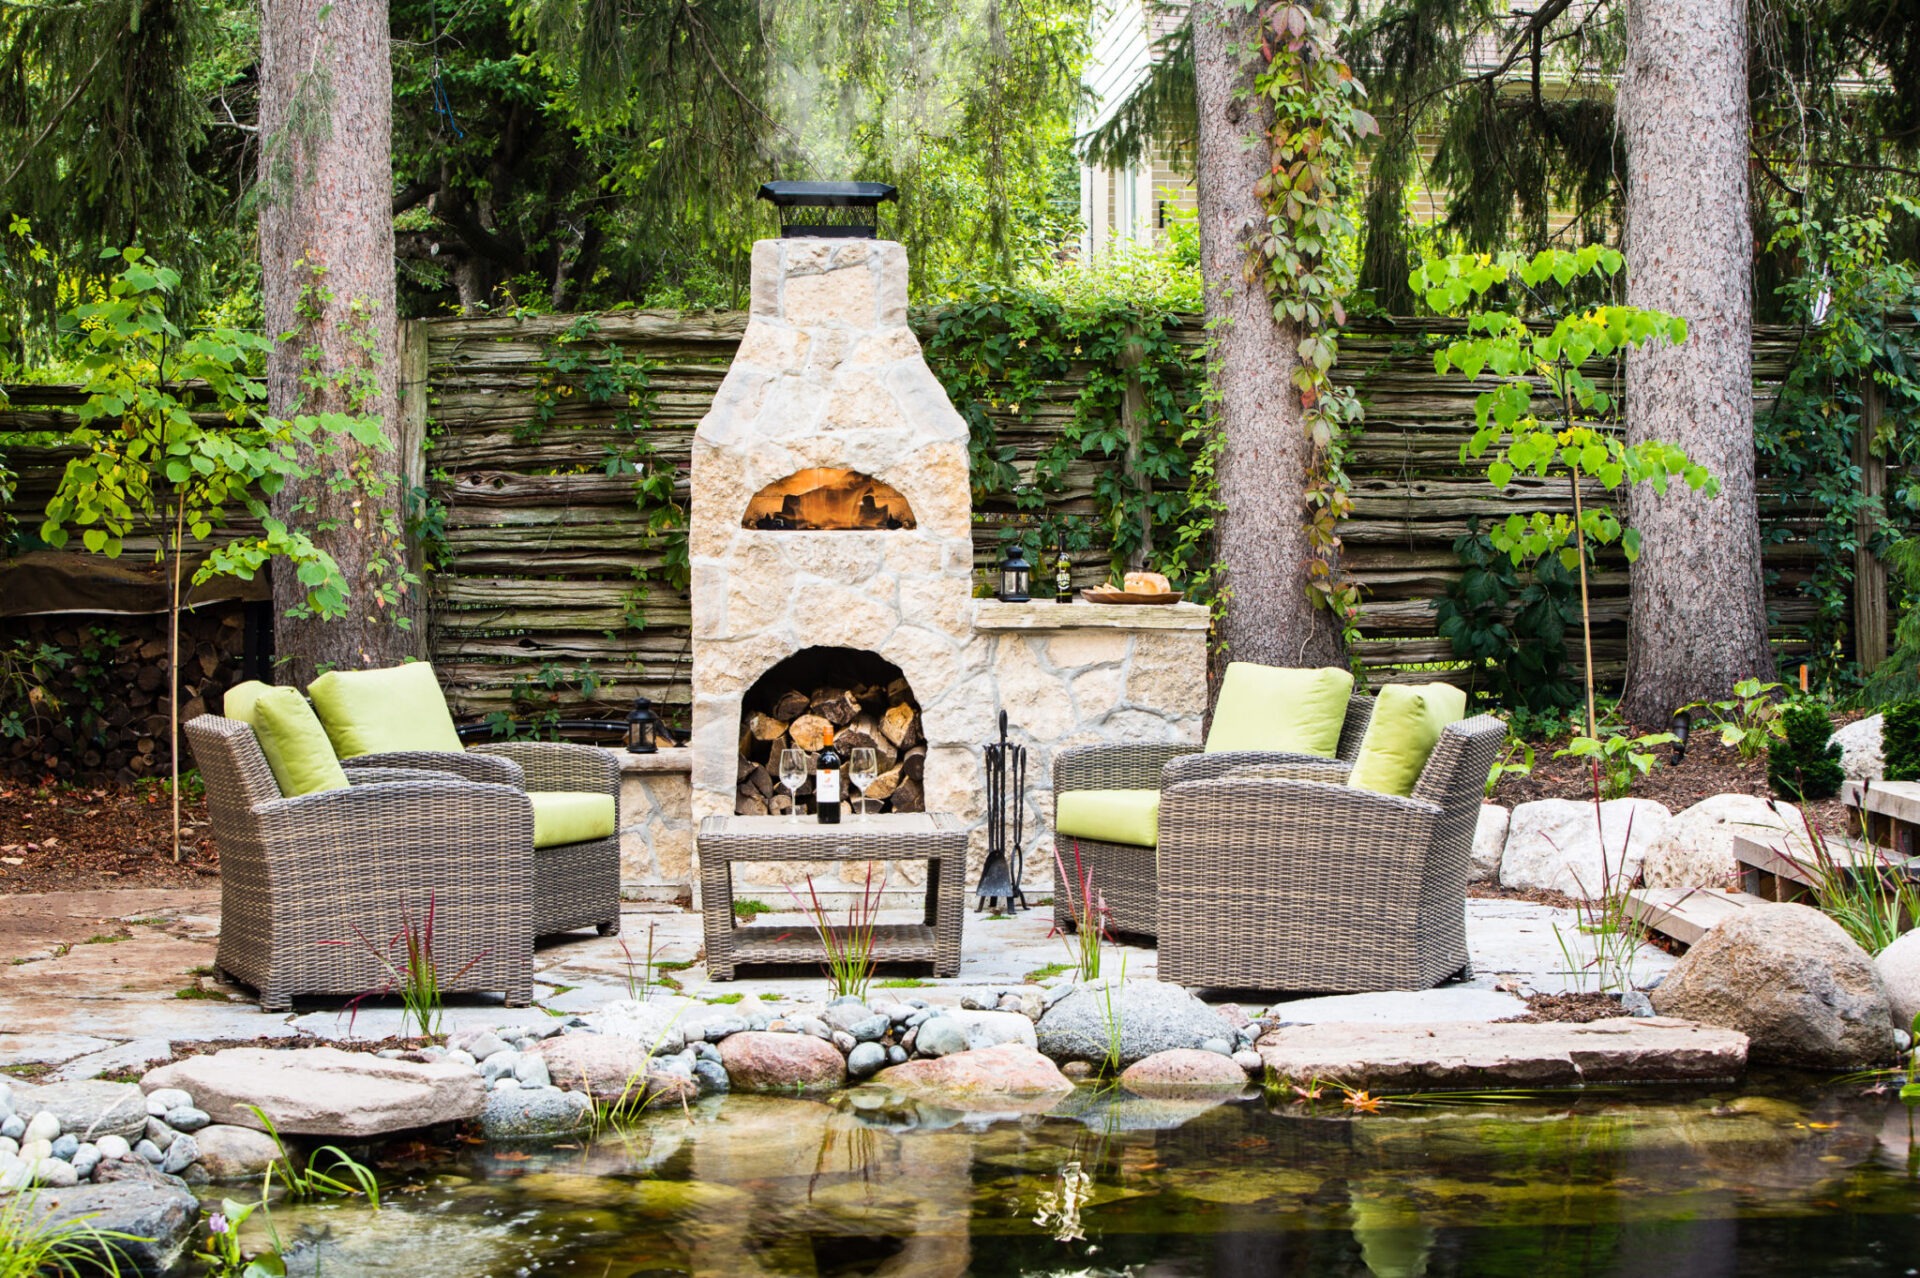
[7,1080,150,1144]
[1199,1038,1233,1057]
[1036,980,1236,1069]
[848,1015,891,1043]
[478,1088,592,1142]
[827,994,866,1008]
[0,1115,21,1141]
[845,1042,886,1079]
[456,1031,510,1062]
[912,1017,969,1059]
[70,1145,102,1180]
[691,1060,731,1096]
[50,1133,79,1160]
[161,1133,199,1175]
[480,1051,521,1082]
[143,1117,175,1151]
[26,1178,201,1274]
[145,1088,193,1116]
[690,1041,723,1065]
[886,1045,908,1066]
[512,1056,552,1089]
[134,1139,165,1164]
[822,1003,874,1034]
[164,1106,211,1133]
[701,1016,748,1042]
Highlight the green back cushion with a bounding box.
[529,791,617,849]
[251,688,352,797]
[222,681,274,726]
[1348,683,1469,796]
[1055,789,1161,849]
[308,663,463,758]
[1204,663,1354,757]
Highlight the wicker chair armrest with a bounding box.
[253,778,535,848]
[346,766,462,785]
[1054,741,1197,793]
[479,741,621,797]
[342,750,524,788]
[1162,751,1351,787]
[1159,775,1442,849]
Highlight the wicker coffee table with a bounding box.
[698,813,967,979]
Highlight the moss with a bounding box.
[732,899,773,922]
[877,978,929,989]
[174,984,230,1001]
[705,993,744,1005]
[1024,962,1072,983]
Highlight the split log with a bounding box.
[738,795,769,817]
[810,688,860,727]
[746,711,790,741]
[901,747,926,782]
[740,764,774,801]
[864,766,905,803]
[770,690,811,721]
[787,714,832,752]
[880,702,917,748]
[891,777,924,813]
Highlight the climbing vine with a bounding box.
[1246,1,1375,640]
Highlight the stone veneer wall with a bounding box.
[616,602,1209,903]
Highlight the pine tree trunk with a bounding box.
[258,0,419,686]
[1191,0,1343,671]
[1620,0,1771,721]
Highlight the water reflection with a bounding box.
[230,1081,1920,1277]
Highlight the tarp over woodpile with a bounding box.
[0,550,270,617]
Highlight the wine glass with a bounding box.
[848,748,879,822]
[778,748,808,824]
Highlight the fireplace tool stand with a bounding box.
[975,710,1029,913]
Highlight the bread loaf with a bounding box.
[1123,570,1171,595]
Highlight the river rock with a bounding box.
[6,1081,148,1143]
[1036,979,1233,1068]
[1500,798,1671,897]
[23,1111,61,1144]
[1650,902,1896,1068]
[145,1089,193,1116]
[479,1087,593,1142]
[1834,714,1884,780]
[24,1180,199,1275]
[530,1033,663,1103]
[191,1125,282,1180]
[873,1043,1074,1102]
[1640,794,1807,889]
[717,1031,847,1092]
[846,1042,887,1079]
[581,1000,688,1055]
[160,1133,199,1175]
[164,1106,210,1134]
[1119,1049,1250,1096]
[1876,929,1920,1030]
[1472,803,1510,882]
[914,1010,1037,1058]
[142,1047,486,1137]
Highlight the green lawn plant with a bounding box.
[37,249,370,860]
[1768,704,1845,801]
[1411,247,1718,777]
[1555,730,1677,801]
[1683,678,1788,760]
[0,1187,142,1278]
[788,863,886,1002]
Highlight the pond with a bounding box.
[228,1078,1920,1277]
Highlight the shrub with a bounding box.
[1767,704,1845,800]
[1887,701,1920,782]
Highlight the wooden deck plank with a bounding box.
[1843,780,1920,826]
[1625,887,1767,947]
[1733,831,1920,889]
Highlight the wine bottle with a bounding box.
[1055,538,1072,603]
[815,725,843,824]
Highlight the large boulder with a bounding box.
[872,1043,1073,1102]
[1874,929,1920,1030]
[1650,902,1896,1068]
[716,1031,846,1093]
[531,1033,669,1103]
[912,1010,1037,1058]
[1500,798,1671,897]
[1639,793,1806,889]
[141,1047,486,1138]
[1834,714,1884,781]
[1119,1049,1249,1096]
[190,1124,282,1181]
[6,1080,148,1143]
[24,1180,199,1276]
[1035,979,1233,1069]
[1471,804,1510,883]
[478,1087,593,1142]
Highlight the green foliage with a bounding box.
[1682,679,1787,761]
[1760,196,1920,687]
[1884,701,1920,782]
[1555,730,1677,801]
[1768,704,1845,801]
[1866,538,1920,705]
[196,1195,285,1278]
[1799,810,1920,957]
[1484,735,1533,799]
[335,896,485,1042]
[1432,521,1580,712]
[0,1186,142,1278]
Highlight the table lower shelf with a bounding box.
[711,922,949,975]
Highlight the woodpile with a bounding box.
[0,606,249,781]
[736,675,926,817]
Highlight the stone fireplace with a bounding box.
[630,234,1209,903]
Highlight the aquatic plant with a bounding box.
[0,1188,141,1278]
[1098,955,1127,1077]
[787,862,888,1001]
[196,1197,286,1278]
[1049,840,1111,983]
[248,1105,381,1206]
[618,922,659,1002]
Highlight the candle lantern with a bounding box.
[998,542,1032,603]
[625,697,662,754]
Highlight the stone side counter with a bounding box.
[615,603,1210,904]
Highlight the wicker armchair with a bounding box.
[1051,695,1376,939]
[338,741,622,938]
[185,715,536,1012]
[1154,714,1507,992]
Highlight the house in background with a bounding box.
[1079,0,1195,258]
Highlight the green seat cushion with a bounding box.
[1348,682,1469,797]
[251,688,352,797]
[1055,788,1161,849]
[529,791,617,849]
[1204,662,1354,757]
[308,663,464,759]
[221,681,274,726]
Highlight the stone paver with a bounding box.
[0,888,1678,1073]
[1268,988,1526,1025]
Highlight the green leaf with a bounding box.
[82,528,108,552]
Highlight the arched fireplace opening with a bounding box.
[735,646,925,817]
[742,468,916,530]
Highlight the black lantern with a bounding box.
[625,697,662,754]
[998,542,1032,602]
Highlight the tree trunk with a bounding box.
[1191,0,1343,670]
[258,0,419,686]
[1620,0,1771,721]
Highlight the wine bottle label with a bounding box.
[817,771,839,803]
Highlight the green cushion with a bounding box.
[1348,683,1469,797]
[221,681,274,726]
[1204,662,1354,757]
[308,663,464,759]
[251,688,352,797]
[529,791,617,849]
[1055,788,1160,849]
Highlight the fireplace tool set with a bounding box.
[975,710,1029,913]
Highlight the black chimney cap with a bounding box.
[757,181,899,238]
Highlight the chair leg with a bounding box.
[597,919,621,937]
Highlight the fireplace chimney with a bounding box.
[757,180,898,239]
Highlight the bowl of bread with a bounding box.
[1081,570,1183,604]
